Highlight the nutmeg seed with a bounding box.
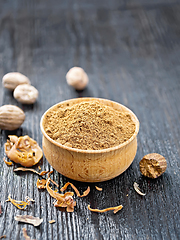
[2,72,30,90]
[0,105,25,130]
[139,153,167,178]
[13,84,39,104]
[66,67,89,90]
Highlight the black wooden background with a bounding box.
[0,1,180,239]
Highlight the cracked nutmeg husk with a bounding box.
[139,153,167,178]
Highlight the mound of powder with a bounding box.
[44,101,136,150]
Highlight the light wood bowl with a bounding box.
[40,98,139,182]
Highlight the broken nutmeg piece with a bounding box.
[4,135,43,167]
[139,153,167,179]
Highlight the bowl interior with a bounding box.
[40,97,139,153]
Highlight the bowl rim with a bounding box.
[40,97,139,154]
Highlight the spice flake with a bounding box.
[14,167,41,175]
[95,186,102,191]
[22,228,32,240]
[49,220,56,224]
[88,204,123,214]
[15,215,43,227]
[25,196,35,203]
[50,178,59,187]
[37,179,47,189]
[60,182,90,197]
[46,178,76,212]
[6,195,33,210]
[0,235,6,239]
[47,170,53,178]
[14,167,49,178]
[133,182,146,196]
[40,170,49,176]
[3,157,13,166]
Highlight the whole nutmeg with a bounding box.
[139,153,167,178]
[2,72,30,90]
[13,84,39,104]
[0,105,25,130]
[66,67,89,90]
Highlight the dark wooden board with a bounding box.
[0,1,180,239]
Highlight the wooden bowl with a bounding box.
[40,98,139,182]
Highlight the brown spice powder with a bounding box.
[44,101,135,150]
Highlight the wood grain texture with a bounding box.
[0,0,180,239]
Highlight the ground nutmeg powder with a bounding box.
[44,101,136,150]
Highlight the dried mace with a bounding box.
[139,153,167,178]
